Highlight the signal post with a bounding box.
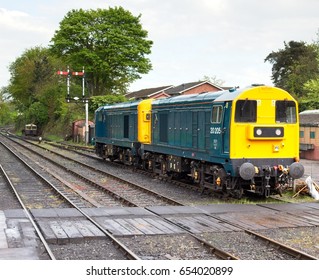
[57,66,89,144]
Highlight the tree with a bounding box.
[299,78,319,111]
[89,94,127,113]
[202,75,225,87]
[50,7,153,96]
[7,47,66,130]
[264,41,319,98]
[0,87,16,125]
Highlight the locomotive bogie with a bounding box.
[94,85,304,197]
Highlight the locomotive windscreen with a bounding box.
[275,101,297,123]
[235,100,257,122]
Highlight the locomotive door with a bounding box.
[222,102,231,154]
[210,102,230,155]
[197,111,206,150]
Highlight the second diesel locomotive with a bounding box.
[95,85,304,197]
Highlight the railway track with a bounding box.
[3,135,183,208]
[1,133,318,260]
[0,136,239,259]
[197,211,317,260]
[0,165,56,259]
[0,142,72,209]
[0,136,140,260]
[43,140,281,202]
[31,139,227,205]
[0,134,236,259]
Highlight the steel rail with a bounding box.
[6,134,316,260]
[2,135,239,260]
[0,138,140,260]
[10,135,184,207]
[0,164,56,260]
[193,207,318,260]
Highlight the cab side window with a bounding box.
[211,105,223,123]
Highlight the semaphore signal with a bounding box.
[56,66,89,144]
[56,70,70,76]
[72,71,84,76]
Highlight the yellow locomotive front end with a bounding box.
[229,85,304,196]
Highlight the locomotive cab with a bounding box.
[222,85,304,196]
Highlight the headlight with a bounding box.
[253,127,284,138]
[275,129,282,136]
[256,129,262,136]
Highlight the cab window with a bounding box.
[276,101,296,123]
[235,100,257,122]
[211,105,223,123]
[97,111,103,122]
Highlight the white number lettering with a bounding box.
[210,127,221,134]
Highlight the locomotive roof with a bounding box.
[95,100,140,112]
[151,91,225,106]
[151,85,259,106]
[95,85,289,112]
[213,84,291,101]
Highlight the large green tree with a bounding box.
[50,7,153,96]
[265,41,319,98]
[7,47,67,131]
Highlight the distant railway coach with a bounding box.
[95,85,304,197]
[24,124,38,136]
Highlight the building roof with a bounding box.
[299,110,319,126]
[165,81,224,95]
[125,85,173,99]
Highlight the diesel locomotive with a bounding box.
[95,85,304,197]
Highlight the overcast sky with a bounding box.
[1,0,319,92]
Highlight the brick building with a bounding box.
[164,81,224,96]
[299,110,319,160]
[126,81,224,100]
[125,85,173,100]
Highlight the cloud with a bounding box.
[1,0,319,91]
[0,8,53,86]
[0,8,48,33]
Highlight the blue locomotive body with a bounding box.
[95,85,304,197]
[95,100,139,163]
[142,91,233,173]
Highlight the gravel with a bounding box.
[49,239,127,260]
[119,234,218,260]
[258,227,319,258]
[199,231,296,260]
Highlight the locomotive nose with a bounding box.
[289,162,304,179]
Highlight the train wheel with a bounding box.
[232,187,243,199]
